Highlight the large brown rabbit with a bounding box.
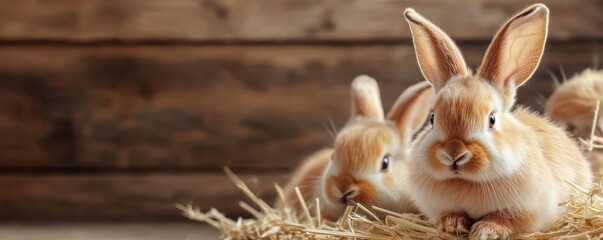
[281,75,434,221]
[546,68,603,176]
[404,4,593,239]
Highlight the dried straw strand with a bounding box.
[294,186,313,227]
[579,101,603,151]
[315,198,321,227]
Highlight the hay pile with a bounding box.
[178,167,460,239]
[180,103,603,239]
[179,169,603,239]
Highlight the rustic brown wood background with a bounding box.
[0,0,601,221]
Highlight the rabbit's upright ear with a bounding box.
[404,8,468,91]
[478,4,549,92]
[387,81,434,147]
[350,75,384,120]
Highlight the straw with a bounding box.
[579,101,603,151]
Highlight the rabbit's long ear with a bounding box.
[404,9,468,91]
[478,4,549,91]
[387,81,434,147]
[350,75,384,120]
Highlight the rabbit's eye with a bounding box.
[380,154,390,172]
[488,113,496,129]
[429,112,435,125]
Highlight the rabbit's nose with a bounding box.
[439,139,471,166]
[336,176,354,192]
[340,187,359,204]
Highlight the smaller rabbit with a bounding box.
[404,4,593,239]
[281,75,434,221]
[546,68,603,176]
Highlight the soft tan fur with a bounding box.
[281,148,335,219]
[545,68,603,176]
[404,4,592,239]
[281,75,434,221]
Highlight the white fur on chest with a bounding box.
[410,175,563,231]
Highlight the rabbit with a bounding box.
[280,75,434,221]
[545,68,603,177]
[403,4,593,239]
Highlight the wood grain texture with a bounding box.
[0,0,600,42]
[0,172,288,221]
[0,43,599,170]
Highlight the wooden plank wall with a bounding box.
[0,0,601,221]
